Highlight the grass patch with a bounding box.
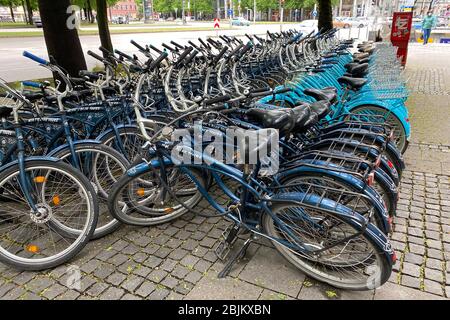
[0,26,214,38]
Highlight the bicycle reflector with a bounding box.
[164,208,175,214]
[26,244,40,254]
[34,176,46,183]
[52,195,60,206]
[137,188,145,196]
[366,172,375,186]
[387,160,394,169]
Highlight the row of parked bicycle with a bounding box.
[0,28,410,291]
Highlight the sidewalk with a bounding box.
[0,44,449,301]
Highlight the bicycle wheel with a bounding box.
[0,160,98,270]
[263,194,392,290]
[279,173,389,233]
[108,164,205,226]
[347,105,408,154]
[50,143,129,239]
[98,126,148,162]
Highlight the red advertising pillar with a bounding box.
[390,12,413,66]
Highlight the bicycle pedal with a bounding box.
[214,240,232,261]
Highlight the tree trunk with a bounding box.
[9,2,16,22]
[318,0,333,32]
[96,0,113,54]
[25,0,33,24]
[22,0,28,24]
[37,0,87,78]
[87,0,94,23]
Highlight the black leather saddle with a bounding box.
[304,88,338,104]
[247,108,295,136]
[338,76,367,90]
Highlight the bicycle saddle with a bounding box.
[322,53,338,59]
[346,63,369,77]
[338,76,367,90]
[247,108,294,136]
[353,52,370,60]
[0,106,13,118]
[303,88,337,104]
[309,100,331,120]
[290,106,312,132]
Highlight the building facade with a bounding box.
[108,0,139,20]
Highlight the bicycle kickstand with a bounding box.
[218,237,253,278]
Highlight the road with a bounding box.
[0,24,369,83]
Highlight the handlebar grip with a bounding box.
[212,46,228,65]
[114,49,133,61]
[184,50,199,65]
[130,40,147,52]
[274,88,292,94]
[187,40,201,51]
[23,51,48,65]
[149,44,163,54]
[175,46,193,65]
[170,40,184,50]
[87,50,105,62]
[99,46,113,57]
[79,70,100,80]
[250,87,271,94]
[148,51,168,70]
[228,43,244,58]
[162,43,176,52]
[204,94,231,106]
[245,34,253,41]
[206,38,220,49]
[249,90,272,99]
[239,42,253,56]
[198,38,208,48]
[22,81,43,89]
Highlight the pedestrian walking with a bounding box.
[422,11,437,45]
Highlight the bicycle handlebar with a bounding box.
[23,51,48,65]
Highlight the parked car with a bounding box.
[298,19,318,34]
[112,16,129,24]
[33,16,42,28]
[231,17,250,26]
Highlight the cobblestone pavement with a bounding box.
[0,44,449,300]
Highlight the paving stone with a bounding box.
[147,269,168,283]
[107,253,129,266]
[194,260,212,273]
[99,287,125,300]
[132,252,148,264]
[55,290,81,300]
[105,272,127,286]
[166,291,185,300]
[121,293,142,300]
[402,262,421,278]
[122,244,140,255]
[427,248,443,259]
[1,287,27,300]
[165,239,183,249]
[171,265,191,279]
[41,283,68,300]
[168,248,189,260]
[153,247,172,259]
[143,256,163,269]
[160,276,179,289]
[424,268,443,282]
[86,282,109,297]
[132,265,152,278]
[93,263,115,279]
[148,288,170,300]
[121,275,145,292]
[135,281,156,298]
[427,239,442,250]
[180,255,200,268]
[423,279,443,296]
[409,243,426,255]
[374,282,445,300]
[80,259,101,274]
[26,277,54,294]
[160,259,178,272]
[199,237,216,248]
[184,271,203,284]
[404,253,423,265]
[12,272,35,286]
[401,275,421,289]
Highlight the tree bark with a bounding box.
[37,0,87,77]
[9,2,16,22]
[25,0,33,24]
[318,0,333,32]
[22,0,28,24]
[87,0,94,23]
[96,0,114,54]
